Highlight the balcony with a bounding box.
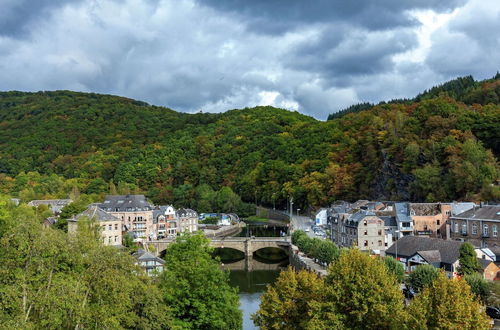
[462,232,468,236]
[482,233,490,238]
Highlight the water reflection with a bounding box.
[227,258,289,329]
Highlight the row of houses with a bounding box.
[318,200,499,254]
[58,195,199,246]
[385,236,500,280]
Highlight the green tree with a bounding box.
[252,267,325,329]
[465,273,490,303]
[291,229,307,245]
[407,264,439,292]
[384,256,405,283]
[318,249,407,329]
[407,272,490,329]
[159,233,242,329]
[459,242,481,275]
[0,213,171,329]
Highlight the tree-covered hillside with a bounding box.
[0,76,499,209]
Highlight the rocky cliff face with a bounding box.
[371,150,413,201]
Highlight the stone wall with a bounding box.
[289,245,328,277]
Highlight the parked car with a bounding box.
[305,228,310,232]
[486,306,500,319]
[402,287,416,299]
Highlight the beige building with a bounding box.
[99,195,154,241]
[176,208,198,233]
[68,205,122,246]
[410,203,451,239]
[332,211,386,253]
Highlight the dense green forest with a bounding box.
[0,74,498,210]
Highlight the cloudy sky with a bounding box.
[0,0,499,119]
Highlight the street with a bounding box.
[290,215,317,238]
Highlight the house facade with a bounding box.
[450,205,500,248]
[176,208,198,233]
[153,205,178,238]
[331,210,386,253]
[410,203,451,239]
[99,195,154,240]
[67,205,122,246]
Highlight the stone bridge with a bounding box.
[148,237,291,257]
[221,257,289,272]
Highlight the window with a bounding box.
[378,230,382,236]
[462,223,467,234]
[115,224,118,230]
[378,240,383,246]
[364,240,368,247]
[363,220,367,226]
[108,224,112,231]
[115,236,118,242]
[494,225,498,237]
[364,230,368,235]
[437,220,440,225]
[483,224,489,236]
[472,223,477,235]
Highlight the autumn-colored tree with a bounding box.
[252,267,326,329]
[407,272,491,329]
[319,249,407,329]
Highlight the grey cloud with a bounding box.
[198,0,466,34]
[0,0,82,37]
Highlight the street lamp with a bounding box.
[297,208,300,216]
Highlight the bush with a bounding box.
[384,256,405,283]
[407,264,439,292]
[465,273,490,303]
[292,230,339,265]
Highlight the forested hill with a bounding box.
[0,76,499,210]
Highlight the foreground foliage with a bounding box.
[159,232,242,329]
[0,198,171,329]
[255,249,491,329]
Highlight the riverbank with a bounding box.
[289,244,328,277]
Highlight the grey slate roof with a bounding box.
[478,258,493,270]
[451,202,476,216]
[69,205,120,223]
[133,249,165,264]
[395,203,412,222]
[176,208,197,217]
[452,205,500,221]
[417,250,442,264]
[380,216,397,227]
[99,195,153,212]
[386,236,463,265]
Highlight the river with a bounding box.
[221,221,290,329]
[228,264,288,329]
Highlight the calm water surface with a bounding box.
[228,269,285,330]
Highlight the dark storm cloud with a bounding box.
[198,0,466,33]
[0,0,496,120]
[0,0,82,37]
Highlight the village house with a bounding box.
[67,205,122,246]
[153,205,178,238]
[410,203,451,239]
[385,236,493,277]
[176,208,198,233]
[99,195,154,241]
[478,258,500,280]
[450,204,500,248]
[27,199,72,215]
[133,249,165,276]
[331,210,386,253]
